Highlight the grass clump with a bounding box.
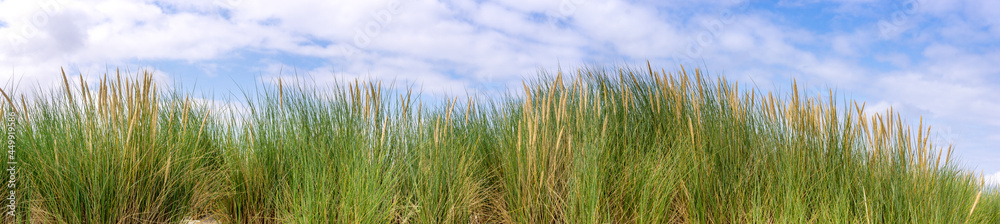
[218,80,404,223]
[1,63,997,223]
[2,69,223,223]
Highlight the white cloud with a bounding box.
[0,0,271,95]
[873,74,985,120]
[572,0,684,58]
[874,53,911,68]
[985,171,1000,188]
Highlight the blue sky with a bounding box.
[1,0,999,185]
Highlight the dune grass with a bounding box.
[1,69,224,223]
[1,64,997,223]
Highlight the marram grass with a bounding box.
[0,64,997,223]
[1,69,224,223]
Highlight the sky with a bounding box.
[0,0,998,186]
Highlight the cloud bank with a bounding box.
[1,0,998,174]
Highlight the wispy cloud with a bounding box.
[986,171,1000,188]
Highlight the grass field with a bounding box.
[1,64,997,223]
